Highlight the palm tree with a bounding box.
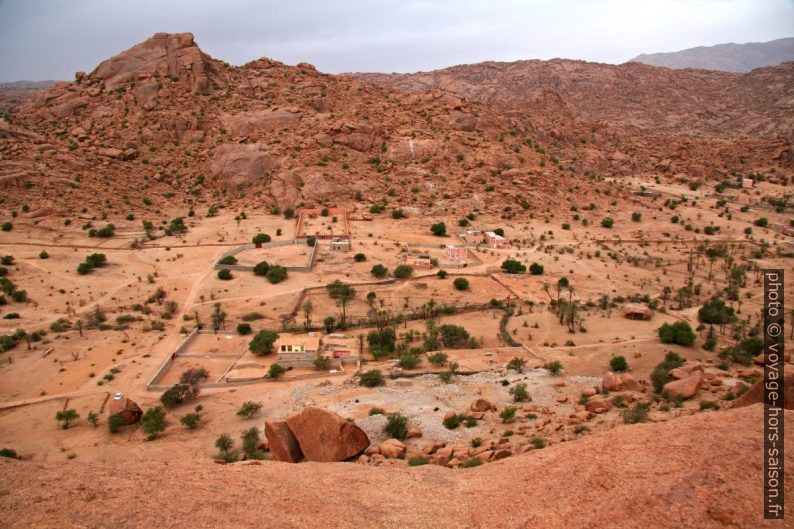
[302,300,313,330]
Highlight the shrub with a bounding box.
[461,457,483,468]
[501,259,526,274]
[393,264,413,279]
[360,369,384,387]
[384,413,408,440]
[650,351,685,393]
[509,383,530,402]
[529,262,544,275]
[430,222,446,236]
[268,363,286,379]
[180,412,201,430]
[408,456,430,466]
[546,360,563,375]
[609,355,628,372]
[241,427,263,459]
[160,384,198,408]
[392,209,405,219]
[236,401,263,419]
[0,448,20,459]
[500,406,516,423]
[601,217,614,228]
[313,355,331,370]
[658,321,696,346]
[354,253,366,262]
[530,437,546,449]
[698,298,736,325]
[253,261,270,276]
[218,255,238,265]
[217,268,233,280]
[631,212,642,222]
[108,414,125,434]
[266,265,287,284]
[443,415,462,429]
[622,402,650,424]
[507,357,527,373]
[437,270,448,279]
[453,277,469,290]
[719,337,763,365]
[39,250,49,259]
[428,352,448,366]
[1,222,11,232]
[252,233,271,244]
[754,217,768,228]
[249,330,278,355]
[371,264,388,278]
[398,354,421,369]
[141,407,166,440]
[237,323,252,335]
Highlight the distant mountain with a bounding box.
[628,37,794,72]
[0,80,58,111]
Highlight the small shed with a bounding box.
[330,238,351,252]
[621,303,652,320]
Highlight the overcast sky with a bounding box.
[0,0,792,81]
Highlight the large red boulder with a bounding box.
[663,372,703,399]
[265,420,303,463]
[285,407,370,462]
[108,396,142,425]
[732,372,794,410]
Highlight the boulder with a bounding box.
[601,372,625,391]
[581,387,597,397]
[108,396,142,425]
[265,420,303,463]
[492,449,512,461]
[732,372,793,410]
[619,373,644,392]
[405,427,423,439]
[443,410,457,421]
[669,361,704,380]
[585,396,612,414]
[219,108,300,137]
[663,372,703,399]
[285,407,370,462]
[379,439,406,459]
[470,399,495,412]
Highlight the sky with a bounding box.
[0,0,792,81]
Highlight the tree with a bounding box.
[453,277,469,291]
[218,256,238,265]
[529,262,544,275]
[214,433,236,462]
[371,264,389,278]
[323,316,335,333]
[266,265,287,284]
[313,355,331,370]
[384,413,408,440]
[601,217,614,228]
[302,300,313,329]
[241,427,262,459]
[335,283,356,326]
[501,259,526,274]
[698,298,736,325]
[393,264,413,279]
[237,323,252,335]
[141,407,166,440]
[179,367,209,385]
[269,363,286,379]
[437,270,448,279]
[253,261,270,276]
[252,233,271,244]
[87,410,99,427]
[354,253,366,262]
[249,330,279,356]
[56,409,79,429]
[237,401,263,419]
[217,268,233,280]
[754,217,769,228]
[430,222,447,236]
[160,384,199,408]
[658,321,696,346]
[359,370,384,387]
[609,355,628,372]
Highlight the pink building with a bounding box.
[485,231,509,249]
[445,244,468,262]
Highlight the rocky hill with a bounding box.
[0,32,792,220]
[1,405,790,528]
[0,80,57,112]
[630,37,794,73]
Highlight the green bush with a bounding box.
[359,370,384,387]
[461,457,483,468]
[507,357,527,373]
[453,277,469,290]
[266,265,287,284]
[443,415,462,429]
[108,414,125,434]
[397,354,421,369]
[530,437,546,449]
[529,262,544,275]
[500,406,516,423]
[217,268,233,280]
[160,384,198,408]
[268,363,286,379]
[428,352,448,366]
[408,456,430,466]
[430,222,446,236]
[253,261,270,276]
[546,360,563,375]
[236,401,263,419]
[354,253,366,262]
[384,413,408,439]
[371,264,388,278]
[142,407,166,440]
[393,264,413,279]
[609,355,628,372]
[218,255,238,265]
[509,383,530,402]
[601,217,614,228]
[501,259,526,274]
[622,402,650,424]
[658,321,696,346]
[237,323,252,335]
[252,233,271,244]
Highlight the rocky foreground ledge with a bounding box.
[1,404,791,529]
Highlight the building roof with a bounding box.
[485,231,505,240]
[275,334,321,352]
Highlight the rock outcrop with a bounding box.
[284,407,370,462]
[204,143,279,190]
[265,420,303,463]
